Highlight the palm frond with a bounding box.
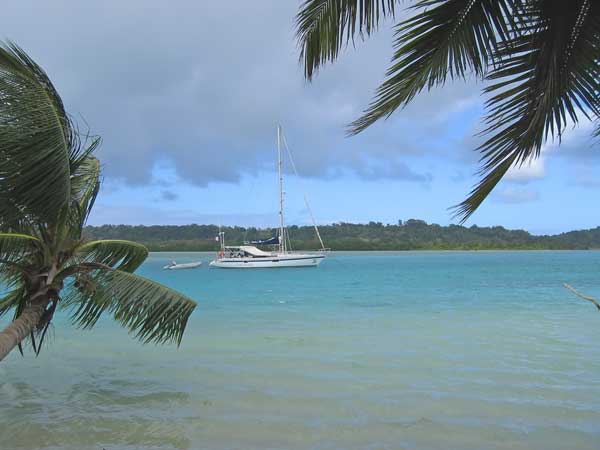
[454,0,600,221]
[0,201,37,235]
[68,153,102,235]
[0,283,25,319]
[76,240,149,273]
[0,42,78,225]
[64,270,197,346]
[0,232,41,264]
[296,0,399,80]
[71,150,101,211]
[350,0,515,134]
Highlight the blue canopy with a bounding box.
[250,236,279,246]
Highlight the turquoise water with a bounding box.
[1,251,600,450]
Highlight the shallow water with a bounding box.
[1,251,599,450]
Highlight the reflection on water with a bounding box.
[1,251,600,449]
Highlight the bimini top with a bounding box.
[239,245,273,257]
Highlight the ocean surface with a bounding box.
[1,251,600,450]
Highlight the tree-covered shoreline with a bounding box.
[84,220,600,252]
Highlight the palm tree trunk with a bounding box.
[0,295,49,362]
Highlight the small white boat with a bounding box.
[210,125,328,269]
[163,260,202,270]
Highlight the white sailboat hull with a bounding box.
[209,254,324,269]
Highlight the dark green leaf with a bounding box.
[0,42,76,225]
[454,0,600,220]
[296,0,399,79]
[64,270,197,346]
[350,0,515,134]
[76,239,149,273]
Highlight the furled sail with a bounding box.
[250,236,280,246]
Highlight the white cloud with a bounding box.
[507,117,599,185]
[492,187,540,204]
[505,154,546,183]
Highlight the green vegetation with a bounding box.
[295,1,600,221]
[84,220,600,251]
[0,43,196,362]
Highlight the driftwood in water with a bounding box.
[564,283,600,311]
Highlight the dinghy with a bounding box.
[163,261,202,270]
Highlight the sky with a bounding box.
[2,1,599,235]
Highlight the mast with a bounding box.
[280,131,326,252]
[277,125,286,253]
[218,230,225,251]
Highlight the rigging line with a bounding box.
[280,131,326,251]
[285,227,293,252]
[242,175,258,244]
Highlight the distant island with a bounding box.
[84,220,600,251]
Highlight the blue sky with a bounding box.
[3,1,599,235]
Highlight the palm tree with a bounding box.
[296,0,600,221]
[0,42,196,362]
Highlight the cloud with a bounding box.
[91,204,277,227]
[505,119,600,185]
[1,0,484,189]
[450,170,466,182]
[492,187,540,204]
[161,190,178,201]
[505,156,546,183]
[552,119,599,159]
[342,154,433,183]
[570,166,600,189]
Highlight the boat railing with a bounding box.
[286,248,331,254]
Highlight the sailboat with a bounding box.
[209,126,327,269]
